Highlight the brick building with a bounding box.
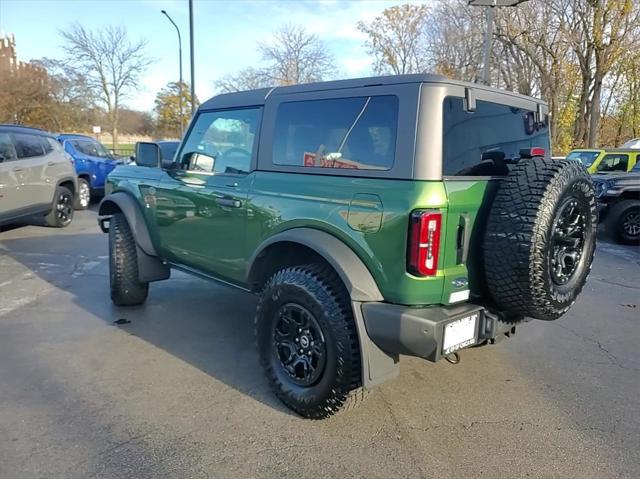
[0,33,45,77]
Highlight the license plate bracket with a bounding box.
[442,313,479,355]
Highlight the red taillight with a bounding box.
[407,211,442,277]
[519,147,546,159]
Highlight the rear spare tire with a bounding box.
[484,158,597,321]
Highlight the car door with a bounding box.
[154,107,261,284]
[0,132,25,216]
[12,133,54,206]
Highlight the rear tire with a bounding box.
[45,185,74,228]
[484,158,597,321]
[608,200,640,245]
[255,264,366,419]
[109,213,149,306]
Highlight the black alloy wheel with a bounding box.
[621,210,640,238]
[272,303,327,387]
[549,196,587,286]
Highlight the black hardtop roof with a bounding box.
[200,73,546,111]
[0,124,54,138]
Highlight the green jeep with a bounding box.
[98,74,597,419]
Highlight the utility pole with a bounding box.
[161,10,184,136]
[468,0,529,86]
[189,0,196,116]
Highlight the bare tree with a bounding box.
[215,67,272,93]
[60,23,151,148]
[214,24,335,93]
[425,1,484,81]
[259,24,335,85]
[357,4,430,75]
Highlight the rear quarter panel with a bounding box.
[247,171,449,305]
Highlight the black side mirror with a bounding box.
[135,142,161,168]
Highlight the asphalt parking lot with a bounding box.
[0,209,638,479]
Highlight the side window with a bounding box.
[180,108,260,175]
[46,138,62,152]
[0,133,19,162]
[272,96,398,170]
[443,97,550,176]
[597,154,629,172]
[14,133,46,158]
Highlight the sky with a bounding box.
[0,0,419,112]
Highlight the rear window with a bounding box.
[273,95,398,171]
[443,97,550,176]
[566,150,600,167]
[14,133,48,158]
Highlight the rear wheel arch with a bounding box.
[247,228,383,302]
[56,178,76,197]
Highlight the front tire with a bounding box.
[45,185,74,227]
[608,200,640,245]
[109,213,149,306]
[255,264,366,419]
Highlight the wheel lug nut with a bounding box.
[295,338,299,342]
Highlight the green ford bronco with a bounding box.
[98,74,597,419]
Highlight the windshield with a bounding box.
[159,142,179,162]
[620,138,640,148]
[566,150,600,167]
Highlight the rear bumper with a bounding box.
[361,302,515,362]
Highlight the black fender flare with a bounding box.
[98,191,158,256]
[55,176,78,195]
[98,192,169,283]
[248,227,384,302]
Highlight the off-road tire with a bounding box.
[74,178,91,210]
[45,185,74,228]
[484,158,597,321]
[109,213,149,306]
[608,200,640,245]
[255,264,366,419]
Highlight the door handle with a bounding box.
[226,181,239,188]
[12,167,25,172]
[47,161,56,166]
[216,197,242,208]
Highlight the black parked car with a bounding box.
[592,163,640,244]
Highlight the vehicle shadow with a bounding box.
[1,231,294,416]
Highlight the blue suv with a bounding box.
[57,134,123,209]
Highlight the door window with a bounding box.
[179,108,260,175]
[14,133,46,158]
[272,96,398,170]
[0,133,18,163]
[596,154,629,172]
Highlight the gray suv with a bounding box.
[0,125,77,228]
